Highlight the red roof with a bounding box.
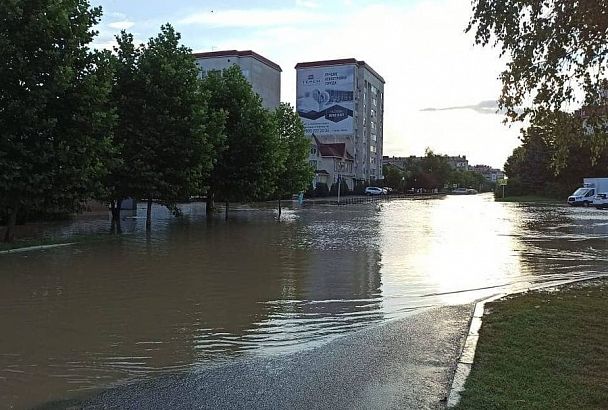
[314,137,353,160]
[295,58,385,83]
[192,50,282,72]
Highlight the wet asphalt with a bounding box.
[49,304,473,410]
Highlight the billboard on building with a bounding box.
[296,65,355,136]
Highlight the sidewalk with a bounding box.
[53,305,473,410]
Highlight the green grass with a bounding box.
[495,195,562,203]
[456,279,608,409]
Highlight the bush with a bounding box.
[314,182,329,197]
[354,181,367,195]
[304,183,315,199]
[330,180,352,196]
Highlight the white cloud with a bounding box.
[179,9,329,27]
[205,0,520,167]
[91,39,117,51]
[108,20,135,30]
[99,0,521,168]
[295,0,319,8]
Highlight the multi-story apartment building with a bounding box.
[295,58,385,189]
[193,50,281,110]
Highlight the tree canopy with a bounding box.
[119,25,224,228]
[467,0,608,164]
[273,102,314,199]
[0,0,115,241]
[200,66,280,213]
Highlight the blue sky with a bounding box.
[90,0,521,168]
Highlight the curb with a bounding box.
[446,274,608,408]
[0,242,75,255]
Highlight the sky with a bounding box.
[90,0,523,169]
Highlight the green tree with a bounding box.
[0,0,115,242]
[467,1,608,165]
[273,102,314,217]
[100,31,142,231]
[201,66,280,219]
[382,164,406,192]
[419,149,451,190]
[115,25,222,230]
[504,121,608,198]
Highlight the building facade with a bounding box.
[296,59,385,189]
[309,136,355,188]
[470,164,505,182]
[193,50,282,110]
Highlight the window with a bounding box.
[309,160,317,169]
[370,109,375,118]
[371,121,376,130]
[370,145,376,153]
[372,97,377,106]
[371,133,376,142]
[310,146,317,155]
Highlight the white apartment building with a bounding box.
[193,50,282,110]
[295,59,385,189]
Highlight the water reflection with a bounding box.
[0,195,607,407]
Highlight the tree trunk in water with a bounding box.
[113,199,123,234]
[225,201,229,221]
[110,201,117,234]
[3,205,17,243]
[206,191,215,217]
[278,199,282,219]
[110,199,122,222]
[115,199,122,233]
[146,198,152,231]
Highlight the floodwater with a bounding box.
[1,194,607,408]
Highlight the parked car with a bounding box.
[452,187,469,195]
[365,187,386,196]
[593,193,608,209]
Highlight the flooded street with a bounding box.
[1,194,607,408]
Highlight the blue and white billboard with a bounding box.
[296,66,355,136]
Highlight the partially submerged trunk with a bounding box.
[225,201,229,221]
[146,198,152,231]
[110,200,123,234]
[3,203,18,243]
[110,199,122,222]
[278,198,282,219]
[206,191,215,216]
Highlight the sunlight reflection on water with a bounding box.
[0,194,607,407]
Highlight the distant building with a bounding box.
[470,164,504,182]
[445,155,469,171]
[382,155,468,171]
[296,58,385,189]
[382,156,409,170]
[309,136,354,188]
[193,50,282,109]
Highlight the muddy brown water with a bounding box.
[1,194,607,408]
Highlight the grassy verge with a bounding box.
[456,279,608,409]
[495,195,562,203]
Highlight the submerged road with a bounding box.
[52,305,473,410]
